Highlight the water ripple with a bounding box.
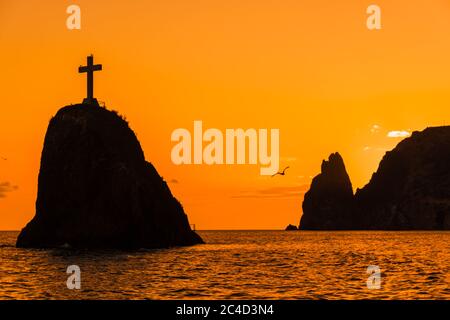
[0,230,449,299]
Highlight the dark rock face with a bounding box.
[285,224,298,231]
[299,127,450,230]
[300,153,355,230]
[355,127,450,230]
[17,104,204,248]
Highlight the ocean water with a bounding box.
[0,230,449,300]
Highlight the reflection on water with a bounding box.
[0,230,449,299]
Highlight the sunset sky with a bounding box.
[1,0,450,230]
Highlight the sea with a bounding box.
[0,230,449,300]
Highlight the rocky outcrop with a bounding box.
[299,153,355,230]
[299,127,450,230]
[354,127,450,229]
[285,224,298,231]
[17,103,204,248]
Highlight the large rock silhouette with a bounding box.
[17,104,203,248]
[299,126,450,230]
[300,152,355,230]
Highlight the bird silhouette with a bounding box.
[271,166,290,177]
[1,157,6,161]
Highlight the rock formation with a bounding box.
[300,152,355,230]
[285,224,298,231]
[17,103,204,248]
[299,126,450,230]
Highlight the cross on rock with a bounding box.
[78,55,102,105]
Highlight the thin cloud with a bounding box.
[231,185,309,199]
[168,179,179,184]
[369,125,412,139]
[0,181,18,198]
[387,130,411,138]
[363,146,388,152]
[370,124,381,134]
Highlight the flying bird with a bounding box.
[1,157,6,161]
[271,166,290,177]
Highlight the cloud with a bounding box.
[370,124,381,134]
[363,146,388,152]
[168,179,179,184]
[231,185,309,199]
[387,130,411,138]
[0,181,18,198]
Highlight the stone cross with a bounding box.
[78,55,102,105]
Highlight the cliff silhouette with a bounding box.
[17,103,203,248]
[300,152,355,230]
[299,126,450,230]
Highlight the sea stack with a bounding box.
[300,152,355,230]
[298,126,450,230]
[285,224,298,231]
[16,104,203,248]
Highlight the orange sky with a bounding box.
[1,0,450,230]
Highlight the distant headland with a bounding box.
[291,126,450,230]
